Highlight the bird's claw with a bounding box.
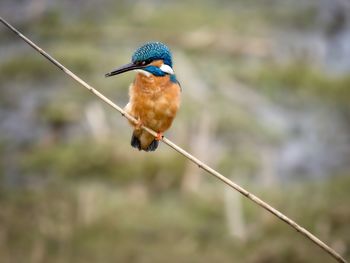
[135,118,143,130]
[155,132,163,141]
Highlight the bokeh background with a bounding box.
[1,0,350,262]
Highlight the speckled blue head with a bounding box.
[105,41,178,83]
[132,42,173,67]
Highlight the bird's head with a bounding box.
[105,41,174,78]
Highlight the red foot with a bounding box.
[155,132,163,141]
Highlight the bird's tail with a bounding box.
[131,130,159,152]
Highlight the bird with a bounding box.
[105,42,181,152]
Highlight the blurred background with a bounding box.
[1,0,350,262]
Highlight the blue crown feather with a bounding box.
[132,42,173,67]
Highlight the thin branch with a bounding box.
[0,17,347,263]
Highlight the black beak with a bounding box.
[105,62,144,77]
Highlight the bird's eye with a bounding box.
[137,59,152,66]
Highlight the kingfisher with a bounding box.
[105,42,181,152]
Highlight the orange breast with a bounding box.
[127,73,181,133]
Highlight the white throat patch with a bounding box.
[135,69,152,77]
[160,64,174,75]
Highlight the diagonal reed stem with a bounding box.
[0,16,347,263]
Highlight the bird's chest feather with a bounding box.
[129,74,180,130]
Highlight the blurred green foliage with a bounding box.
[0,0,350,262]
[0,54,57,82]
[238,61,350,105]
[0,176,349,262]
